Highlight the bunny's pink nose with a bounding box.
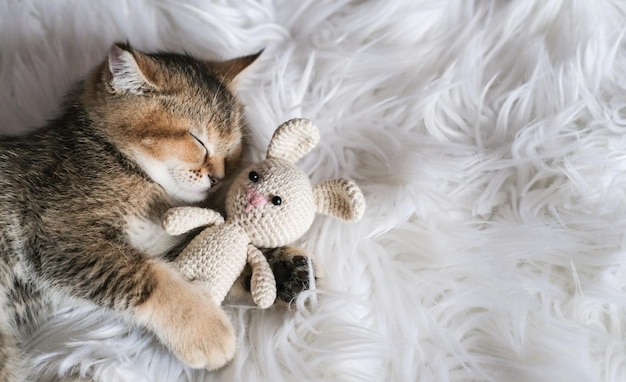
[246,188,268,212]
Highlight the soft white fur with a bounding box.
[2,1,626,381]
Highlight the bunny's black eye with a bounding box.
[248,171,259,183]
[271,196,282,206]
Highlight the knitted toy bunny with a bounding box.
[162,118,365,308]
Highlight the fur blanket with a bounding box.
[2,1,626,381]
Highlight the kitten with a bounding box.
[0,43,313,381]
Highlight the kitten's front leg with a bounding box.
[135,261,236,369]
[38,242,235,370]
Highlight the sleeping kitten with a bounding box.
[0,43,314,381]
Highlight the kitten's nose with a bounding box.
[209,175,223,186]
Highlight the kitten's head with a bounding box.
[84,43,260,203]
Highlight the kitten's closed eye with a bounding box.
[189,132,207,154]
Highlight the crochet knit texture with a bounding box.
[162,118,366,308]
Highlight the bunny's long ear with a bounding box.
[266,118,320,163]
[313,179,366,222]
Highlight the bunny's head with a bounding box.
[226,119,365,248]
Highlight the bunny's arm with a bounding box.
[162,206,224,236]
[246,245,277,309]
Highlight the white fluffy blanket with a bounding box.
[2,1,626,381]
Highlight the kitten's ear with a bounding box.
[207,50,263,83]
[107,42,159,95]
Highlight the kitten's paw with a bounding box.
[137,263,236,370]
[264,246,319,303]
[169,299,236,370]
